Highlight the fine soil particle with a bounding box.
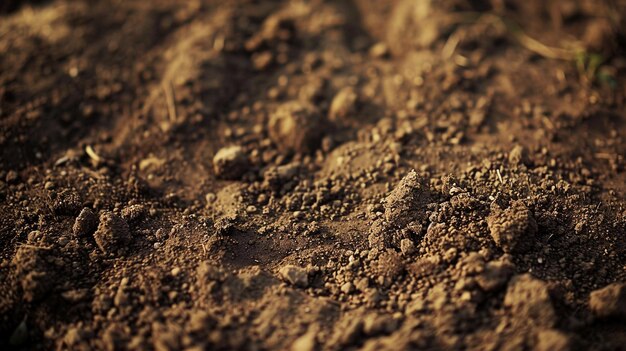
[1,0,626,350]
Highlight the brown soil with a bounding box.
[2,0,626,350]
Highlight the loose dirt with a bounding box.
[2,0,626,350]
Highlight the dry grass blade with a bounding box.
[451,12,580,61]
[85,145,103,163]
[162,81,178,123]
[482,13,578,60]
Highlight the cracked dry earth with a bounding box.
[2,0,626,350]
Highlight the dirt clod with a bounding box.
[589,283,626,319]
[383,170,430,227]
[278,264,308,288]
[93,212,131,255]
[291,328,317,351]
[363,313,398,336]
[399,238,416,256]
[487,200,538,254]
[340,282,354,294]
[269,101,323,153]
[328,87,358,123]
[369,42,389,58]
[5,170,18,183]
[370,250,404,287]
[50,189,82,215]
[73,207,98,237]
[583,18,617,54]
[121,204,147,223]
[213,145,250,180]
[386,0,450,54]
[509,145,529,166]
[476,259,515,292]
[369,170,429,249]
[504,274,556,327]
[12,246,53,302]
[535,329,573,351]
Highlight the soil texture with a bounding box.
[2,0,626,350]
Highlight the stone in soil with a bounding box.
[268,101,323,153]
[487,200,537,254]
[504,274,556,327]
[278,264,308,288]
[212,145,250,180]
[589,283,626,319]
[93,212,131,255]
[73,207,98,237]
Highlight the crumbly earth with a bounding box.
[1,0,626,350]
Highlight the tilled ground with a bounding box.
[2,0,626,350]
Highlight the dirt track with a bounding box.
[2,0,626,350]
